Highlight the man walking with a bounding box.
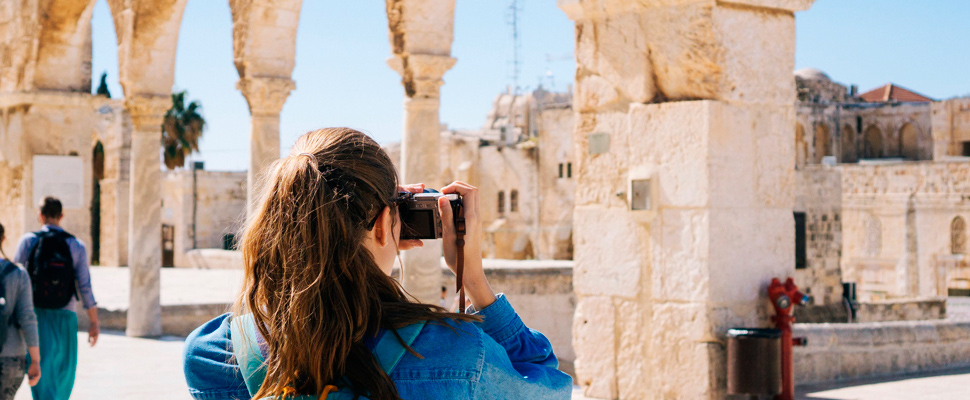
[13,197,99,400]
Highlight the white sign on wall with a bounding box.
[32,155,84,209]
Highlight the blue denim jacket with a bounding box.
[183,294,572,399]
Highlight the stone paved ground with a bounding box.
[14,268,970,399]
[794,367,970,400]
[14,331,191,400]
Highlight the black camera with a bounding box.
[398,189,462,240]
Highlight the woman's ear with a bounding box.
[374,206,392,247]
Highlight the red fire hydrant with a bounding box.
[767,277,811,400]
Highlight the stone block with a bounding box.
[708,208,794,304]
[573,207,643,298]
[573,296,617,399]
[627,102,711,209]
[560,1,800,105]
[574,111,631,208]
[652,209,710,302]
[615,299,652,399]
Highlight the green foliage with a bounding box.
[96,72,111,98]
[161,91,206,170]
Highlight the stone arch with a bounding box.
[841,124,857,163]
[899,123,919,161]
[33,0,98,91]
[863,125,883,159]
[952,216,966,255]
[795,122,807,167]
[814,123,832,163]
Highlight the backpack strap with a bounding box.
[229,314,268,398]
[230,314,426,399]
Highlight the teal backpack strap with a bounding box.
[372,321,426,374]
[229,314,269,398]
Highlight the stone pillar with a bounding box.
[560,1,814,399]
[125,95,170,337]
[237,76,295,213]
[389,54,456,303]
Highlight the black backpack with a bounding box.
[0,260,19,352]
[26,230,78,309]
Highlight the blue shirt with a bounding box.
[182,294,572,399]
[12,224,97,311]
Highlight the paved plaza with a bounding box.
[6,268,969,399]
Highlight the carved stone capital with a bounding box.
[237,76,295,116]
[124,95,171,131]
[387,54,456,99]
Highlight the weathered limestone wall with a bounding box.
[162,170,247,268]
[931,98,970,159]
[794,166,844,306]
[536,106,576,260]
[442,260,576,377]
[560,1,814,398]
[840,162,970,300]
[0,92,114,258]
[794,319,970,385]
[97,101,131,267]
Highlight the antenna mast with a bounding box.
[506,0,523,95]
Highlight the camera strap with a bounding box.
[455,209,466,313]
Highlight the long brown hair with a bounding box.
[236,128,476,399]
[0,223,8,260]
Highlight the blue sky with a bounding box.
[90,0,970,171]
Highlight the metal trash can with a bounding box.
[726,328,782,396]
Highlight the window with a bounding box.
[794,212,807,269]
[567,163,572,178]
[558,163,563,178]
[510,190,518,212]
[962,141,970,157]
[952,216,966,255]
[497,191,505,214]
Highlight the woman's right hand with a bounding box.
[439,181,495,310]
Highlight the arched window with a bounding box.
[899,123,919,161]
[497,191,505,214]
[814,124,832,163]
[841,124,857,163]
[863,125,883,159]
[952,216,966,255]
[795,123,807,167]
[510,190,518,212]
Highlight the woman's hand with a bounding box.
[397,184,426,251]
[439,181,495,310]
[27,346,40,386]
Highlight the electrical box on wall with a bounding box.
[588,132,610,155]
[631,179,651,211]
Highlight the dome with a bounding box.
[794,68,831,81]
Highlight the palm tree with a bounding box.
[161,91,206,169]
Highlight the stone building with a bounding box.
[792,68,970,315]
[389,86,576,260]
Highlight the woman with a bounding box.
[0,223,41,399]
[183,128,571,399]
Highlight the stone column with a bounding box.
[125,95,170,337]
[389,54,456,303]
[560,1,814,399]
[238,76,295,213]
